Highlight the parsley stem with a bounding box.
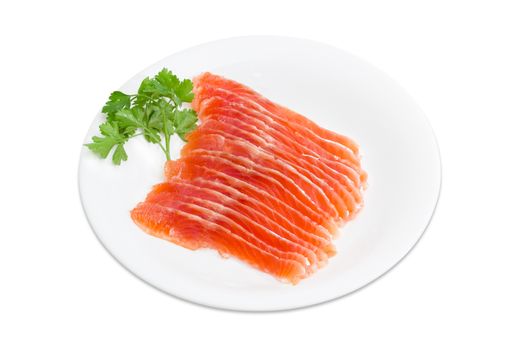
[164,134,171,161]
[158,142,169,159]
[169,97,179,107]
[161,109,171,161]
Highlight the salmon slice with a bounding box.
[131,203,306,283]
[197,94,361,167]
[193,72,360,153]
[193,78,362,167]
[198,117,362,212]
[198,97,367,186]
[164,160,335,250]
[169,154,338,232]
[186,177,333,260]
[184,132,340,220]
[196,101,366,212]
[146,181,322,270]
[151,200,309,270]
[194,119,360,219]
[131,72,366,283]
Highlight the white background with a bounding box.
[1,0,524,349]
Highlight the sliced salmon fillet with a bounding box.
[198,97,367,186]
[197,95,360,166]
[196,101,365,211]
[194,118,359,219]
[169,154,337,232]
[132,202,306,283]
[186,177,333,260]
[131,72,366,283]
[164,160,335,250]
[193,72,360,153]
[193,82,362,168]
[147,199,309,270]
[146,180,322,270]
[185,131,340,219]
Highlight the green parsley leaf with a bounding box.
[112,144,128,165]
[85,122,126,159]
[102,91,131,117]
[174,109,198,140]
[175,79,194,103]
[146,106,163,131]
[155,68,180,92]
[86,136,119,159]
[114,108,144,129]
[99,121,122,138]
[135,78,155,107]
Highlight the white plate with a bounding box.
[78,36,441,311]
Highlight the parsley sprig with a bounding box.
[86,68,198,165]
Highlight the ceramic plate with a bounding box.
[79,36,441,311]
